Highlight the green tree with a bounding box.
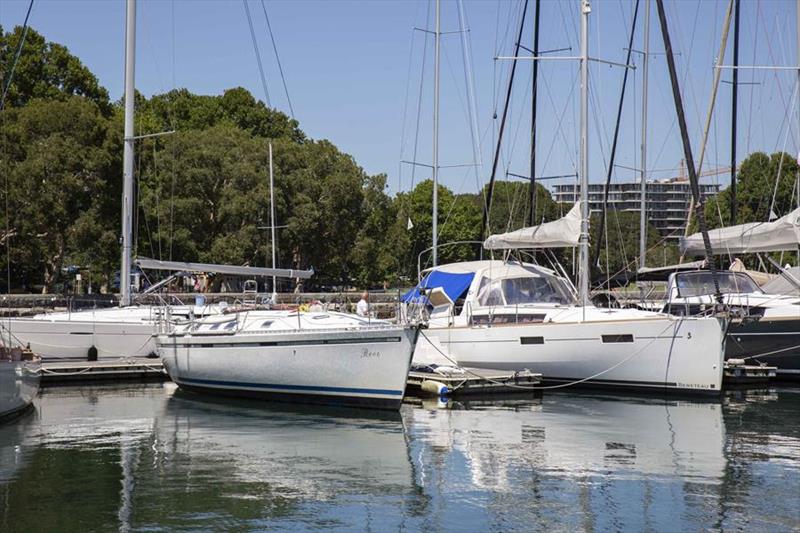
[0,96,117,291]
[0,26,111,114]
[704,151,800,228]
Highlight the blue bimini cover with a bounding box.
[401,270,475,304]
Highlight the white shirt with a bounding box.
[356,298,369,317]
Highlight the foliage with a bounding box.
[0,26,110,114]
[704,151,800,229]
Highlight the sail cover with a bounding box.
[484,202,582,250]
[401,271,475,304]
[680,207,800,256]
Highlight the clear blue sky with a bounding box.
[1,0,799,205]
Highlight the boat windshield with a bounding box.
[675,271,762,297]
[476,275,573,306]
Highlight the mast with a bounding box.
[432,0,440,267]
[730,0,740,225]
[528,0,541,226]
[655,0,723,303]
[578,0,590,307]
[639,0,650,268]
[269,142,277,299]
[120,0,136,307]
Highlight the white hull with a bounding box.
[2,305,220,360]
[157,325,419,409]
[2,317,156,360]
[425,315,725,394]
[0,359,40,422]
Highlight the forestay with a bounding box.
[680,207,800,255]
[483,202,582,250]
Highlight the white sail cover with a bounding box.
[484,202,582,250]
[680,207,800,256]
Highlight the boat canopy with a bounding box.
[134,257,314,279]
[680,207,800,256]
[401,270,475,304]
[483,202,582,250]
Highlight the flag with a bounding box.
[407,217,414,230]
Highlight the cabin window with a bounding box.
[477,278,505,307]
[520,336,544,345]
[260,320,274,328]
[209,323,222,330]
[224,321,237,330]
[601,334,634,343]
[311,315,330,320]
[675,271,762,297]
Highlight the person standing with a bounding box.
[356,291,370,317]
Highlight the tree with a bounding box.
[0,97,117,291]
[704,151,800,229]
[0,26,111,114]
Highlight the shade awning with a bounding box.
[134,257,314,279]
[401,271,475,304]
[680,207,800,256]
[484,202,582,250]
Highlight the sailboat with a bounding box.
[406,0,727,394]
[0,343,40,423]
[1,0,310,361]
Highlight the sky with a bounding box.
[1,0,799,205]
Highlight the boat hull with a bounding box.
[0,359,40,423]
[1,318,156,360]
[726,316,800,379]
[427,316,725,395]
[157,327,418,410]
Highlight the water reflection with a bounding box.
[0,384,798,531]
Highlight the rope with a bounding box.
[258,0,294,118]
[418,317,684,391]
[242,0,271,107]
[0,0,34,111]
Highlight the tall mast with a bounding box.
[269,142,277,299]
[730,0,740,225]
[432,0,440,267]
[578,0,590,307]
[639,0,650,268]
[528,0,541,226]
[120,0,136,307]
[656,0,722,303]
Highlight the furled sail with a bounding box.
[483,202,582,250]
[680,207,800,256]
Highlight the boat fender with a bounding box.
[727,358,746,367]
[420,379,449,397]
[87,345,98,362]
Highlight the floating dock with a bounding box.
[40,358,167,385]
[40,358,542,398]
[407,366,542,397]
[723,360,777,385]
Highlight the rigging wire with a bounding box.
[242,0,272,108]
[259,0,294,119]
[1,0,35,295]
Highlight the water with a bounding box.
[1,384,799,532]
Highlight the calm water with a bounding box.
[1,384,799,532]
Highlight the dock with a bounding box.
[40,358,167,385]
[406,366,542,397]
[723,360,777,386]
[40,358,542,397]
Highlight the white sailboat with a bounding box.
[407,0,727,394]
[156,309,420,409]
[155,141,420,409]
[0,346,40,423]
